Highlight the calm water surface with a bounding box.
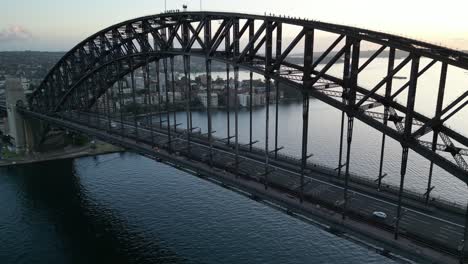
[0,154,396,264]
[1,58,466,263]
[190,58,468,205]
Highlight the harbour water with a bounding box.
[184,57,468,205]
[0,154,396,264]
[0,57,467,263]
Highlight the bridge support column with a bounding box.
[170,57,177,131]
[395,55,420,240]
[377,120,388,190]
[226,64,231,145]
[206,57,214,166]
[205,18,214,167]
[337,111,345,178]
[224,24,231,146]
[300,91,310,203]
[183,55,192,153]
[234,66,240,177]
[248,20,254,152]
[263,20,273,190]
[117,73,125,134]
[233,18,240,176]
[85,83,91,126]
[155,60,163,129]
[105,77,112,133]
[342,116,354,220]
[301,28,314,203]
[395,147,409,240]
[182,19,192,153]
[163,57,172,152]
[159,27,172,151]
[144,59,155,146]
[274,23,282,160]
[377,48,395,190]
[342,37,360,220]
[425,62,447,204]
[129,59,139,141]
[249,71,253,152]
[264,76,271,189]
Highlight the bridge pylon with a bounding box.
[5,78,40,154]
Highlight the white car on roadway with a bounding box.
[372,211,387,220]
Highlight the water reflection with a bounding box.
[0,159,184,264]
[0,153,396,264]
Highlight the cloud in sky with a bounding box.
[0,25,33,42]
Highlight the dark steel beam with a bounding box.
[144,58,155,146]
[390,59,437,100]
[413,90,468,139]
[356,55,412,107]
[32,13,468,108]
[264,20,273,190]
[186,20,207,51]
[184,55,192,153]
[377,48,395,190]
[249,20,254,152]
[129,58,139,140]
[337,111,346,178]
[300,90,310,203]
[170,57,177,131]
[249,71,254,152]
[269,29,305,72]
[163,57,172,151]
[357,45,387,74]
[299,28,314,202]
[155,59,163,128]
[205,19,214,167]
[228,19,253,53]
[225,28,231,145]
[310,42,351,87]
[237,21,267,63]
[395,55,420,240]
[425,62,447,204]
[274,23,283,160]
[234,18,240,176]
[209,19,233,56]
[342,37,360,220]
[311,35,344,69]
[38,22,468,189]
[118,62,125,133]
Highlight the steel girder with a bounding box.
[28,12,468,184]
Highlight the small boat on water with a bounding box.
[393,76,408,80]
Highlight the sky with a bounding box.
[0,0,467,51]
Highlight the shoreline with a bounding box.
[0,141,123,167]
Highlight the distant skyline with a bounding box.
[1,0,467,51]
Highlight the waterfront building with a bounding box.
[198,92,219,108]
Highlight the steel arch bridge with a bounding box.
[20,11,468,261]
[29,12,468,181]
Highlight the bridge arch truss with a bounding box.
[28,12,468,239]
